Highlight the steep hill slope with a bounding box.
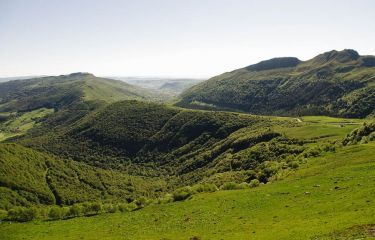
[177,49,375,118]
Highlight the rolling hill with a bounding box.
[0,73,161,141]
[177,49,375,118]
[0,58,374,239]
[0,72,157,113]
[15,100,370,189]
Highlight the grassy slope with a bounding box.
[0,108,54,141]
[1,142,373,240]
[82,76,159,102]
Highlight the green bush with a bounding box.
[104,204,117,213]
[118,203,128,212]
[67,204,82,217]
[134,197,150,208]
[126,202,139,211]
[249,179,260,188]
[288,161,299,169]
[220,182,244,190]
[0,209,8,221]
[7,207,37,222]
[191,183,218,193]
[90,202,103,214]
[48,207,64,220]
[303,148,321,158]
[172,187,193,201]
[157,194,174,204]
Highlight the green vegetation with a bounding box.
[0,72,158,113]
[0,73,165,141]
[0,143,166,209]
[177,49,375,118]
[0,108,54,141]
[0,70,374,239]
[14,100,314,186]
[1,142,374,239]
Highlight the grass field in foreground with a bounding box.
[1,142,374,240]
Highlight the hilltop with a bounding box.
[177,49,375,118]
[0,73,160,141]
[0,72,157,112]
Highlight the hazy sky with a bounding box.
[1,0,374,78]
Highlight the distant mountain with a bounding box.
[177,49,375,118]
[109,77,204,96]
[0,72,157,112]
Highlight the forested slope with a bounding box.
[177,49,375,118]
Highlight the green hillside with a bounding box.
[177,49,375,118]
[15,100,369,188]
[0,71,374,240]
[0,72,157,113]
[1,141,374,239]
[0,143,166,209]
[14,101,293,182]
[0,73,161,142]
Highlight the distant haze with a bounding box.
[1,0,374,77]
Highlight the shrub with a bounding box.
[288,161,299,169]
[104,204,117,213]
[48,207,64,220]
[220,182,242,190]
[0,209,8,221]
[134,197,150,208]
[118,203,130,212]
[126,202,139,211]
[67,204,82,217]
[90,202,102,214]
[244,170,257,181]
[249,179,260,188]
[157,194,174,204]
[172,187,193,201]
[38,208,49,219]
[191,183,218,193]
[8,207,37,222]
[303,148,321,158]
[239,182,250,189]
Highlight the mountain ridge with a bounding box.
[177,49,375,118]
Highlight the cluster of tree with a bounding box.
[343,122,375,145]
[1,199,150,222]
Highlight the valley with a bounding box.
[0,51,374,240]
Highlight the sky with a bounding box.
[0,0,374,78]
